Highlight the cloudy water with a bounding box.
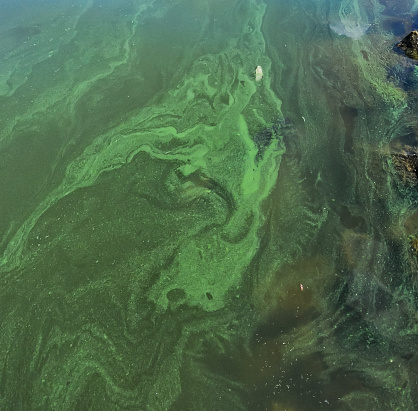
[0,0,417,410]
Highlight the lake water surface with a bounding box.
[1,0,418,410]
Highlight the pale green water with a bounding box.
[0,0,417,410]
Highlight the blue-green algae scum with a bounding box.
[0,0,417,410]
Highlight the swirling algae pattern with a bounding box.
[0,0,417,410]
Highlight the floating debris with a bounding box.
[255,65,263,81]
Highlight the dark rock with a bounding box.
[396,30,418,59]
[391,150,418,186]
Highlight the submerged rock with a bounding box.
[396,30,418,59]
[392,150,418,186]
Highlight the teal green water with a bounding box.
[1,0,417,409]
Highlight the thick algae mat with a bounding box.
[0,0,418,409]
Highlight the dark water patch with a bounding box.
[337,205,366,229]
[413,12,418,28]
[244,345,372,411]
[245,350,327,410]
[389,126,418,150]
[382,17,410,36]
[339,104,358,154]
[167,288,186,304]
[333,307,387,355]
[387,58,418,91]
[401,352,414,361]
[379,0,416,18]
[7,24,41,43]
[253,304,319,341]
